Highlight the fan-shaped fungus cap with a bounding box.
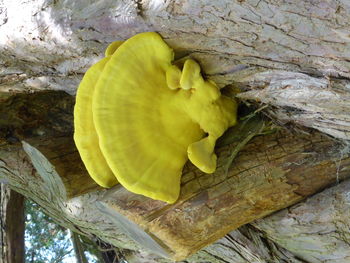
[91,32,237,203]
[73,41,123,188]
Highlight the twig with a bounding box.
[224,124,264,177]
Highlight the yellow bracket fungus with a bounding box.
[74,32,237,203]
[74,41,123,187]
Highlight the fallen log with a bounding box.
[1,91,349,260]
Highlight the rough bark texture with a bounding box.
[1,91,349,260]
[0,184,25,263]
[253,178,350,263]
[100,129,349,260]
[1,0,350,262]
[4,132,342,262]
[0,91,100,198]
[1,92,350,260]
[236,72,350,140]
[0,0,349,142]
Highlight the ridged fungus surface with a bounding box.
[74,32,237,203]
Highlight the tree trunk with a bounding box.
[71,231,88,263]
[1,0,350,262]
[0,98,349,261]
[0,184,25,263]
[0,0,349,142]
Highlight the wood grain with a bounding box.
[101,129,350,260]
[1,91,349,260]
[0,91,101,198]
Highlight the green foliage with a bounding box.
[25,200,74,263]
[79,235,106,262]
[25,200,107,263]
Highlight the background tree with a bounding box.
[0,183,25,263]
[25,200,74,263]
[25,199,112,263]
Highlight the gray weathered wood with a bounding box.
[1,0,349,141]
[253,178,350,263]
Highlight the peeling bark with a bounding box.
[0,91,100,198]
[235,71,350,140]
[253,178,350,263]
[99,128,349,260]
[1,0,349,141]
[1,91,349,260]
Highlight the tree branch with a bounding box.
[71,231,88,263]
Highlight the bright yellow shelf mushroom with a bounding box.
[74,32,237,203]
[73,41,123,188]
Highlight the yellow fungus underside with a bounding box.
[74,57,118,188]
[74,40,124,187]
